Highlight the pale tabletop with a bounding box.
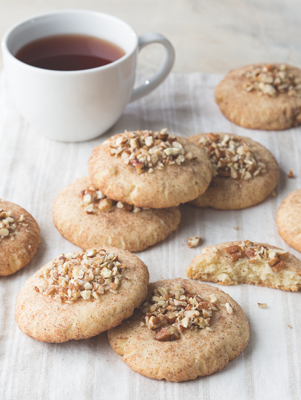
[1,0,301,74]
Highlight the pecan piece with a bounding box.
[98,198,114,212]
[208,133,219,142]
[245,248,255,259]
[155,327,181,341]
[224,245,243,261]
[270,260,286,273]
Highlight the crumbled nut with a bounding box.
[209,294,218,303]
[271,191,277,197]
[187,236,201,248]
[258,303,267,309]
[80,187,141,214]
[36,249,124,303]
[225,303,233,314]
[141,285,218,341]
[110,129,195,173]
[288,324,292,329]
[287,169,294,178]
[224,245,243,261]
[0,210,18,241]
[155,327,181,341]
[244,64,301,97]
[233,226,238,230]
[237,240,288,273]
[197,134,267,180]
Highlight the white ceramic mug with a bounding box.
[1,10,175,142]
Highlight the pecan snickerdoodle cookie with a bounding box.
[188,133,279,210]
[53,176,181,252]
[108,278,249,382]
[215,63,301,130]
[277,189,301,253]
[0,199,40,276]
[88,129,212,209]
[187,241,301,291]
[15,247,149,343]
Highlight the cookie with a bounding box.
[277,189,301,252]
[0,199,40,276]
[187,240,301,291]
[215,63,301,130]
[108,278,249,382]
[15,247,149,343]
[53,176,181,252]
[188,133,279,210]
[88,129,212,209]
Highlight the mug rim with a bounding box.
[1,9,138,75]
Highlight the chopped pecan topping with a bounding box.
[0,209,22,241]
[140,284,218,341]
[243,64,301,97]
[198,134,267,180]
[110,129,196,174]
[287,169,294,178]
[34,249,124,304]
[258,303,267,309]
[223,241,288,273]
[187,236,201,248]
[80,186,142,214]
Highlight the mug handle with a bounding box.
[130,32,175,103]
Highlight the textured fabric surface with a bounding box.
[1,71,301,400]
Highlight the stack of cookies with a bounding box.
[53,128,213,252]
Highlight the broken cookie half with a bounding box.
[187,240,301,292]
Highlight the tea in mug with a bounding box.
[15,34,125,71]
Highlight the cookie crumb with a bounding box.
[187,236,202,248]
[287,169,294,178]
[233,226,238,230]
[258,303,267,309]
[271,191,277,197]
[288,324,292,329]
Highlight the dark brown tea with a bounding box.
[15,34,125,71]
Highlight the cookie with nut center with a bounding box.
[53,176,181,252]
[108,278,250,382]
[0,199,40,276]
[277,189,301,253]
[15,246,149,343]
[187,241,301,291]
[188,133,279,210]
[215,63,301,130]
[88,129,212,208]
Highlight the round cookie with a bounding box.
[277,189,301,252]
[188,133,279,210]
[15,247,149,343]
[0,199,40,276]
[88,129,212,209]
[187,240,301,291]
[108,278,250,382]
[215,63,301,130]
[53,176,181,252]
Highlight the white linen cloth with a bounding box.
[0,71,301,400]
